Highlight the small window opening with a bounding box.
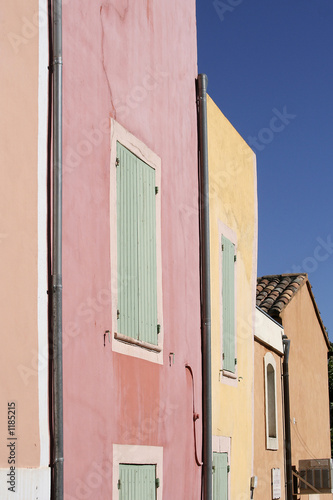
[267,363,277,439]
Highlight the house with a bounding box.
[63,1,202,499]
[207,95,258,499]
[256,274,332,499]
[254,306,286,499]
[1,0,203,498]
[0,1,50,497]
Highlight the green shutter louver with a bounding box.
[117,142,158,345]
[119,464,157,500]
[213,452,228,500]
[222,235,236,373]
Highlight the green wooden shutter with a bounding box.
[117,142,158,345]
[119,464,156,500]
[222,235,235,372]
[137,158,158,345]
[213,452,228,500]
[117,142,139,339]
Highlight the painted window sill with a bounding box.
[266,438,279,451]
[221,369,237,380]
[114,332,162,353]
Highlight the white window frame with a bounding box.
[218,220,237,386]
[264,352,279,450]
[212,436,231,499]
[110,119,164,364]
[113,444,163,500]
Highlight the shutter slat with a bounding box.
[222,235,235,372]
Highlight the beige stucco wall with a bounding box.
[254,341,285,500]
[281,283,332,500]
[208,95,257,498]
[0,0,41,467]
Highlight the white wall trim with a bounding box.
[255,308,284,355]
[264,352,279,450]
[113,444,163,500]
[0,467,50,499]
[38,0,50,469]
[110,119,164,364]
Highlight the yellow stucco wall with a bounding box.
[208,95,258,498]
[0,0,41,467]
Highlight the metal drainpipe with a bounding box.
[197,74,212,500]
[52,0,63,498]
[282,335,293,500]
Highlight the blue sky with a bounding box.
[196,0,333,341]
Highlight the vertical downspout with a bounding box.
[282,336,293,500]
[52,0,63,498]
[197,74,212,500]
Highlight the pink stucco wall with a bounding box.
[62,1,201,498]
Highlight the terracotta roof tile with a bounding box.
[256,274,308,315]
[256,273,330,347]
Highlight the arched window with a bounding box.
[264,353,278,450]
[267,364,277,438]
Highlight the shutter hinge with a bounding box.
[235,358,237,365]
[227,465,230,473]
[212,465,215,474]
[222,244,224,251]
[117,309,120,320]
[155,478,160,488]
[234,254,237,262]
[155,186,159,195]
[117,479,121,490]
[115,157,119,167]
[157,324,161,334]
[222,353,225,360]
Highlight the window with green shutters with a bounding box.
[213,452,228,500]
[118,464,157,500]
[221,235,236,373]
[117,142,158,346]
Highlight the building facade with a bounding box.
[254,307,286,500]
[1,1,203,499]
[207,95,258,499]
[62,1,202,499]
[257,274,332,499]
[0,0,50,498]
